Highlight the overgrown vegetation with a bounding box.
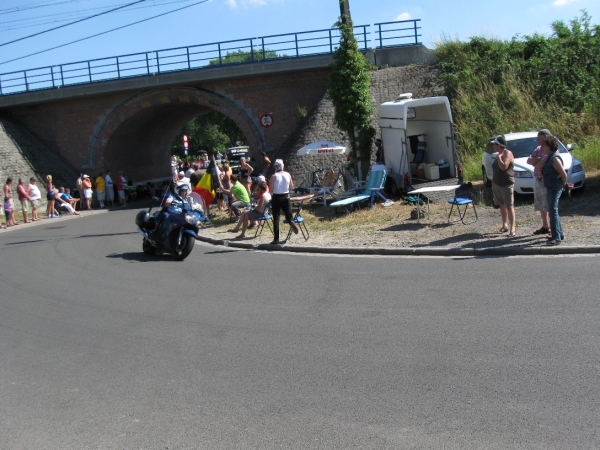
[209,48,280,65]
[433,11,600,180]
[328,15,375,180]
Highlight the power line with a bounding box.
[0,0,194,31]
[0,0,147,48]
[0,0,94,15]
[0,0,209,66]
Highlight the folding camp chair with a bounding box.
[254,201,273,238]
[447,182,478,224]
[329,170,388,214]
[284,199,309,242]
[299,171,341,206]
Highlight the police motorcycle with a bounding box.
[135,182,209,261]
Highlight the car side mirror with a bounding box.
[566,144,575,152]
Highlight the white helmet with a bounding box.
[176,182,190,197]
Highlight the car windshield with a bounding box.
[506,137,567,158]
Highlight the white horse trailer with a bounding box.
[379,95,459,194]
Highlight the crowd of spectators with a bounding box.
[1,169,169,228]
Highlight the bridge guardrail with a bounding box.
[0,20,421,97]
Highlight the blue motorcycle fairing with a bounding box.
[182,229,197,238]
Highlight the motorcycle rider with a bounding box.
[164,182,190,207]
[152,182,190,239]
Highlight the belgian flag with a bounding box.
[193,156,221,207]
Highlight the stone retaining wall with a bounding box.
[278,63,443,188]
[0,116,78,201]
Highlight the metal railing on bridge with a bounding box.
[0,19,421,97]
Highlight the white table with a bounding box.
[407,184,461,223]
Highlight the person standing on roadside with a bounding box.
[105,170,115,207]
[75,173,84,210]
[261,152,272,178]
[268,159,299,245]
[527,129,552,235]
[117,171,127,206]
[16,178,31,223]
[542,135,573,246]
[491,135,516,237]
[238,157,254,195]
[81,174,93,210]
[27,177,41,221]
[4,178,17,225]
[46,174,56,218]
[95,173,106,209]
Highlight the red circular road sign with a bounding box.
[260,113,274,128]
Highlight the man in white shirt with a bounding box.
[104,170,115,207]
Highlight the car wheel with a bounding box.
[482,166,492,187]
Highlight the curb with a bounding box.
[196,235,600,257]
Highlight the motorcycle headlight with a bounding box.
[572,163,584,174]
[514,170,533,178]
[185,214,197,225]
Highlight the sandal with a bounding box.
[498,227,509,233]
[508,230,517,237]
[533,227,549,235]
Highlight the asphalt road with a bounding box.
[1,211,599,449]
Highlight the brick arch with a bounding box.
[90,87,264,181]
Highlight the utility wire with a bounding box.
[0,0,94,15]
[0,0,147,48]
[0,0,195,32]
[0,0,209,66]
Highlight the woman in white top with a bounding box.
[27,177,42,220]
[268,159,298,245]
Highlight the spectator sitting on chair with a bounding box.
[55,189,80,215]
[231,181,271,238]
[59,187,79,210]
[220,174,250,218]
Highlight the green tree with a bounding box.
[209,48,281,65]
[171,111,245,157]
[328,14,375,179]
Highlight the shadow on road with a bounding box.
[106,252,173,262]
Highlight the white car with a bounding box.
[482,131,585,194]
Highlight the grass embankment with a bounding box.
[432,12,600,181]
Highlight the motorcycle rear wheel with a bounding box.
[174,235,195,261]
[142,238,157,255]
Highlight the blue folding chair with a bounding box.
[254,201,273,238]
[329,170,388,214]
[448,182,478,224]
[284,199,309,242]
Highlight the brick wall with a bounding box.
[1,63,442,188]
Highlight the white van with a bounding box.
[379,95,459,194]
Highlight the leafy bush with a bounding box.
[433,11,600,179]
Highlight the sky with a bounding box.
[1,0,599,76]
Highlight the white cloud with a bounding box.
[395,12,412,21]
[226,0,237,7]
[553,0,575,5]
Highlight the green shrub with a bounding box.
[434,11,600,174]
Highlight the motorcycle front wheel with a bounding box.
[174,235,195,261]
[142,238,157,255]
